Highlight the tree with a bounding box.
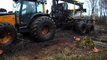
[86,0,98,19]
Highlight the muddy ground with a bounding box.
[0,25,107,60]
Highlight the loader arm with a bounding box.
[52,0,86,12]
[61,0,83,9]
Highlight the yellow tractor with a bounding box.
[0,0,56,51]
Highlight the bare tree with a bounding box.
[98,0,107,24]
[86,0,98,19]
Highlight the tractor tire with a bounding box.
[30,16,56,42]
[0,22,17,52]
[78,24,87,35]
[76,21,94,35]
[85,23,95,35]
[75,21,87,35]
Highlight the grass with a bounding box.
[1,36,107,60]
[29,43,105,60]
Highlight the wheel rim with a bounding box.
[0,32,11,44]
[41,25,49,36]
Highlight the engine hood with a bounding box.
[0,12,15,16]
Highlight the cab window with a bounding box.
[22,1,36,15]
[37,3,43,13]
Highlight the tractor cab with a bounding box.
[12,0,52,34]
[13,0,47,26]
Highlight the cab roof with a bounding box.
[13,0,46,3]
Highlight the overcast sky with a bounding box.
[0,0,85,10]
[0,0,13,11]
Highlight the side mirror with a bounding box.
[46,9,49,14]
[13,2,16,7]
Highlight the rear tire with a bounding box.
[75,21,87,35]
[75,21,94,35]
[30,16,56,42]
[86,24,95,35]
[0,22,17,53]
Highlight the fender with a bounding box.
[28,13,50,26]
[0,13,16,26]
